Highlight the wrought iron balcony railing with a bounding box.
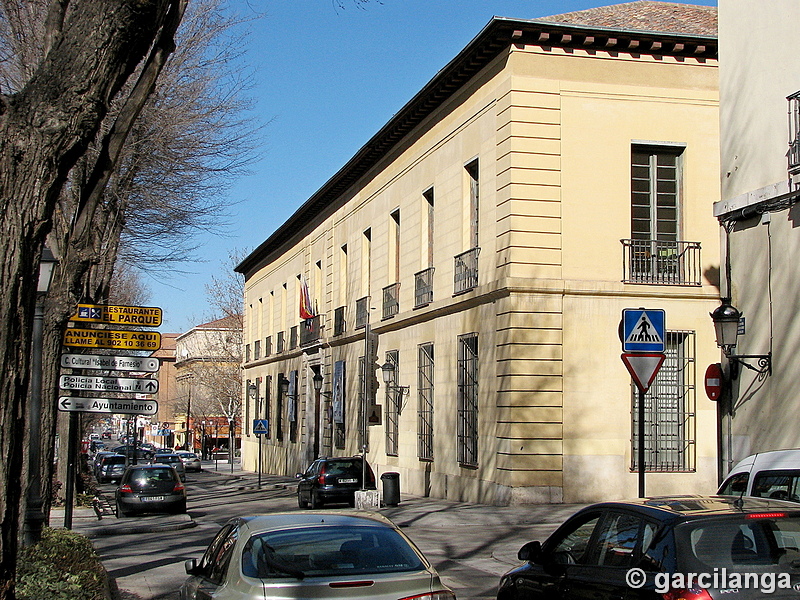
[300,315,320,346]
[454,247,480,294]
[333,306,346,336]
[414,267,434,307]
[355,296,369,329]
[382,282,400,319]
[621,239,702,286]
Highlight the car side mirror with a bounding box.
[295,472,304,479]
[184,558,199,575]
[518,540,543,563]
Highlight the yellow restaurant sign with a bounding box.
[63,328,161,350]
[71,304,162,327]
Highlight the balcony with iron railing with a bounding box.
[621,239,702,286]
[334,306,346,336]
[300,315,320,346]
[454,247,480,294]
[355,296,369,329]
[414,267,434,308]
[382,282,400,319]
[276,331,285,353]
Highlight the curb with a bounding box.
[84,516,197,537]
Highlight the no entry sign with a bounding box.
[705,363,723,401]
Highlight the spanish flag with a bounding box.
[299,275,315,320]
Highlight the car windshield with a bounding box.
[157,456,180,464]
[130,468,175,484]
[678,514,800,570]
[241,525,424,579]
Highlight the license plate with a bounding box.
[141,496,165,502]
[338,478,357,484]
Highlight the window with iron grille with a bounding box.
[289,325,298,349]
[457,333,479,467]
[384,350,400,456]
[789,92,800,172]
[245,344,250,363]
[265,336,272,357]
[357,356,370,451]
[253,340,261,360]
[631,330,696,472]
[417,343,434,461]
[414,267,434,307]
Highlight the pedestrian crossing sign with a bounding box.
[622,308,666,353]
[252,419,269,435]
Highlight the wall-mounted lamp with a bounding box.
[280,375,298,400]
[311,370,333,398]
[710,298,771,380]
[381,360,410,413]
[248,382,257,398]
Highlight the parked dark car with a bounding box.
[97,454,127,484]
[497,496,800,600]
[92,451,118,478]
[153,453,186,480]
[296,456,376,509]
[115,463,187,517]
[110,445,155,462]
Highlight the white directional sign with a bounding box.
[58,396,158,415]
[60,353,160,373]
[59,375,158,394]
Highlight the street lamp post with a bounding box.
[23,247,57,547]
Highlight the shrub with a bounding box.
[17,527,107,600]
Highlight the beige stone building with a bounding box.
[237,2,723,504]
[712,0,800,470]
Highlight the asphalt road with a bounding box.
[73,464,584,600]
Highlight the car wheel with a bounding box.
[174,501,187,514]
[298,492,309,509]
[116,502,130,518]
[310,491,324,509]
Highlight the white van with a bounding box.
[718,449,800,503]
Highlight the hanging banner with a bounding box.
[333,360,345,424]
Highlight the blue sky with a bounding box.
[149,0,717,333]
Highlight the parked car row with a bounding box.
[93,450,201,483]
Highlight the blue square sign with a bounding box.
[622,309,666,353]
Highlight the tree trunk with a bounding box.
[0,2,177,597]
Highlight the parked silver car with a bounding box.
[180,512,456,600]
[176,451,202,472]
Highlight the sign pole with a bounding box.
[258,435,262,489]
[64,412,78,529]
[638,388,646,498]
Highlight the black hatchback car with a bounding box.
[497,496,800,600]
[296,456,376,508]
[115,463,187,517]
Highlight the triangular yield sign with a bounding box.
[621,353,665,392]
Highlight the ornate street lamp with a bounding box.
[710,298,771,380]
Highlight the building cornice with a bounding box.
[235,16,717,277]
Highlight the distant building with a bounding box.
[145,332,179,448]
[174,316,242,452]
[713,0,800,470]
[237,2,722,504]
